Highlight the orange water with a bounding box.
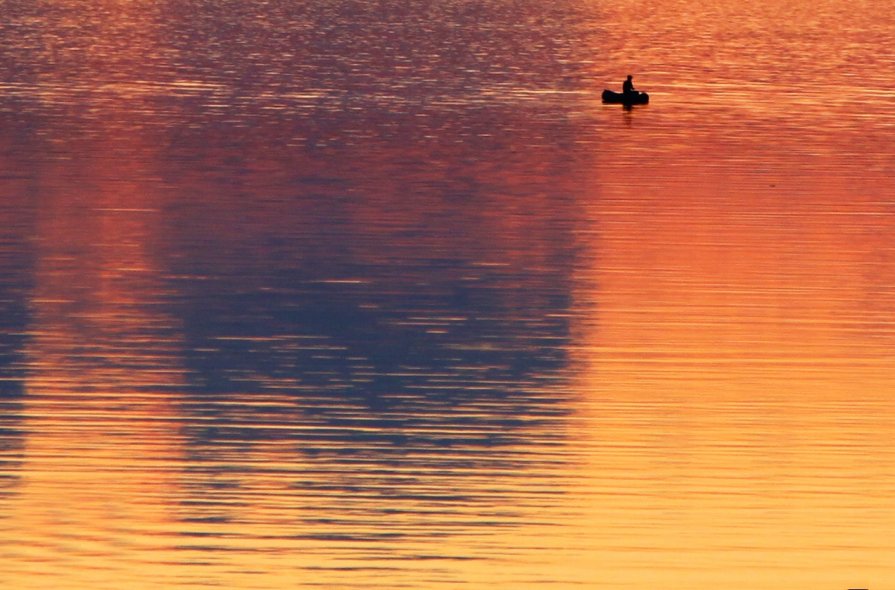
[1,0,894,588]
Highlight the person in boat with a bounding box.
[622,74,636,97]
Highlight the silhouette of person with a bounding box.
[622,75,636,97]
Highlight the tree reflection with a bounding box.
[161,87,587,541]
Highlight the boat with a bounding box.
[602,89,649,105]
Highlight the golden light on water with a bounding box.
[2,0,895,587]
[568,158,895,590]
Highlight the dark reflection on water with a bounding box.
[142,0,589,536]
[163,94,584,540]
[0,112,37,508]
[0,0,597,572]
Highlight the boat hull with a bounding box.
[602,89,649,105]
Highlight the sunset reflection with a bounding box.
[568,127,895,590]
[2,0,895,587]
[1,5,587,582]
[0,98,189,588]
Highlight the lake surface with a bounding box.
[1,0,894,588]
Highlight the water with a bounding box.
[1,0,894,588]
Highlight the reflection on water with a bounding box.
[2,0,895,588]
[0,1,587,587]
[0,116,32,514]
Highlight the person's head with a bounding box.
[627,74,633,81]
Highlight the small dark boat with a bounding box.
[602,89,649,105]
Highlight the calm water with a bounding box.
[1,0,895,588]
